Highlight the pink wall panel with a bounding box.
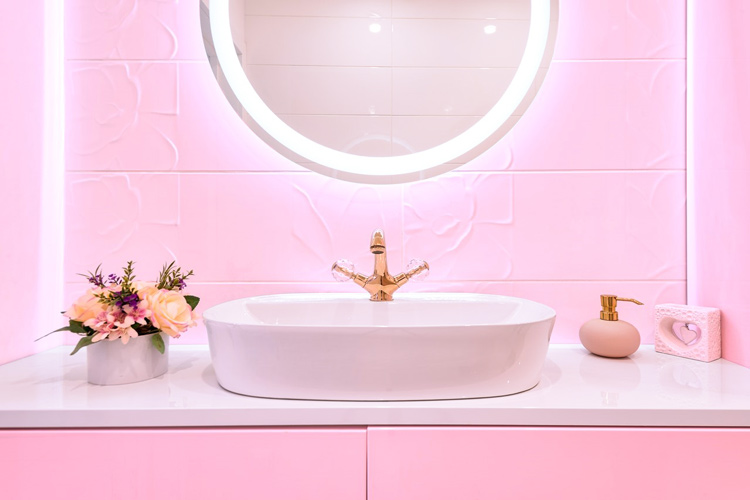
[691,1,750,367]
[404,172,685,281]
[66,60,300,173]
[488,60,686,172]
[368,427,750,500]
[59,0,688,350]
[0,0,61,363]
[65,0,205,61]
[554,0,686,60]
[0,428,366,500]
[67,62,180,171]
[65,172,404,283]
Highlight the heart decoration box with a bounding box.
[654,304,721,362]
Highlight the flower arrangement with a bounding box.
[46,261,200,355]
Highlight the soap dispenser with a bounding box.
[579,295,644,358]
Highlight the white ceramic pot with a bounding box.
[86,333,169,385]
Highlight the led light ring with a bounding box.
[210,0,553,182]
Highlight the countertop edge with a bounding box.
[2,345,750,429]
[3,408,750,430]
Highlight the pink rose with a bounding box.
[139,287,197,337]
[85,307,139,345]
[64,288,105,323]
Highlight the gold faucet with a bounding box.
[331,229,429,301]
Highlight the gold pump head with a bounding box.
[599,295,644,321]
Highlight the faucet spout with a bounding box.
[332,229,429,301]
[369,229,390,289]
[370,229,386,254]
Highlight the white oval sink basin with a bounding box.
[203,293,556,401]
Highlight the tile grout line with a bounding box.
[67,169,688,175]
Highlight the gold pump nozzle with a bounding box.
[599,295,644,321]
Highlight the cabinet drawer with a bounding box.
[0,428,366,500]
[368,427,750,500]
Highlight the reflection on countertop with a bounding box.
[1,345,749,428]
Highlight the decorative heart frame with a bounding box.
[654,304,720,362]
[670,321,701,346]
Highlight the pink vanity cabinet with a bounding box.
[3,426,750,500]
[0,428,367,500]
[368,427,750,500]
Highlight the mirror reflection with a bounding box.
[201,0,557,182]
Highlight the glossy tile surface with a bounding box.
[497,60,686,171]
[392,0,530,20]
[1,345,749,428]
[392,19,529,68]
[554,0,686,60]
[391,67,516,117]
[65,0,205,61]
[403,172,685,280]
[67,61,180,172]
[245,16,392,67]
[247,66,392,116]
[245,0,391,18]
[66,172,404,283]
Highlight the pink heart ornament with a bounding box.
[672,322,701,346]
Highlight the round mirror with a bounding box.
[201,0,558,183]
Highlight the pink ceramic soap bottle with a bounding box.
[579,295,644,358]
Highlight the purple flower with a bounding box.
[178,278,187,290]
[108,273,121,285]
[114,292,140,309]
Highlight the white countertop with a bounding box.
[1,345,749,428]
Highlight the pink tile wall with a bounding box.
[0,0,60,364]
[691,1,750,368]
[63,0,687,346]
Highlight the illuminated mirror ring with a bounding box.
[210,0,556,184]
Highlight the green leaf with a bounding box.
[184,295,200,310]
[68,320,88,334]
[35,325,72,342]
[35,319,91,342]
[150,332,165,354]
[69,336,95,356]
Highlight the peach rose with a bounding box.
[64,288,106,323]
[132,280,156,292]
[139,286,197,337]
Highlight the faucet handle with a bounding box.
[405,258,430,282]
[331,259,356,282]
